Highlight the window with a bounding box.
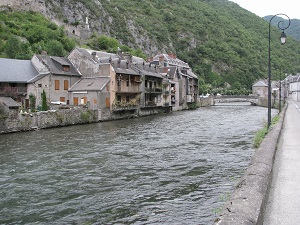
[126,79,129,87]
[62,65,70,72]
[55,80,60,90]
[38,84,42,88]
[106,97,110,108]
[81,97,87,105]
[73,97,78,105]
[60,97,65,103]
[64,80,68,90]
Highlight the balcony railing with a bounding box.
[116,86,141,93]
[0,86,27,96]
[145,88,162,93]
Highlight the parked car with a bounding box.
[51,101,66,105]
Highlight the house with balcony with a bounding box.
[68,47,143,119]
[149,53,199,111]
[133,61,165,109]
[0,58,39,108]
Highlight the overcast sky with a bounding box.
[229,0,299,19]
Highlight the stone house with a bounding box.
[132,59,166,108]
[252,79,282,107]
[29,53,82,108]
[0,97,20,119]
[69,47,171,119]
[68,47,142,119]
[149,53,199,111]
[252,80,268,99]
[0,58,39,108]
[285,74,300,101]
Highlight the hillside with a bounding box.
[1,0,300,93]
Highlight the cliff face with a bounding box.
[0,0,161,55]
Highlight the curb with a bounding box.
[213,103,287,225]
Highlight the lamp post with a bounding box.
[268,14,290,129]
[279,67,282,113]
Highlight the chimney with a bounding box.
[41,50,47,62]
[168,53,174,58]
[92,52,97,61]
[123,52,132,64]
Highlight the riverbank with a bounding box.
[0,97,214,134]
[213,103,286,224]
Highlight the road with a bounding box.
[263,100,300,224]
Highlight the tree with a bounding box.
[4,36,21,58]
[29,93,36,111]
[45,40,65,56]
[41,89,48,111]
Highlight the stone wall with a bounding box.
[199,97,214,107]
[0,107,95,134]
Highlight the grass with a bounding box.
[253,115,280,148]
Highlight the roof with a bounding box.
[187,70,198,79]
[0,97,20,108]
[133,62,163,79]
[152,54,190,68]
[73,48,141,76]
[0,58,39,83]
[35,55,81,77]
[69,77,110,92]
[253,80,268,87]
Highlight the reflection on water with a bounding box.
[0,104,272,224]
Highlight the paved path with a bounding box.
[263,100,300,225]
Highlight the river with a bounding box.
[0,103,274,225]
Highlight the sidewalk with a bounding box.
[263,100,300,225]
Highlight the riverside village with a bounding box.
[1,47,300,134]
[2,1,300,224]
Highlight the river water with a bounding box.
[0,103,273,225]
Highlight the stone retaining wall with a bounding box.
[0,107,95,134]
[213,105,286,224]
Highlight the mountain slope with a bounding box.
[1,0,300,91]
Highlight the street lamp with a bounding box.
[268,14,290,129]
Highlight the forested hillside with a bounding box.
[1,0,300,93]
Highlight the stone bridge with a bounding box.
[213,95,259,105]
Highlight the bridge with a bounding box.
[213,95,258,105]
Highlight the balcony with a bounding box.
[112,99,139,111]
[145,88,162,93]
[0,86,27,96]
[116,86,141,94]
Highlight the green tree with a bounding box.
[41,89,48,111]
[4,36,21,58]
[29,93,36,111]
[45,40,65,56]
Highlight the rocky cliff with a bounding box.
[0,0,160,55]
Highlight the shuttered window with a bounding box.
[64,80,68,90]
[55,80,60,90]
[73,97,78,105]
[106,97,110,108]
